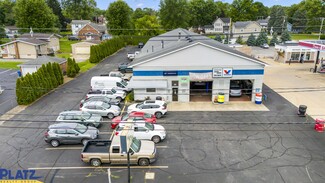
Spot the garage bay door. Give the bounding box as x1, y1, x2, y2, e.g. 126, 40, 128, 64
75, 47, 90, 55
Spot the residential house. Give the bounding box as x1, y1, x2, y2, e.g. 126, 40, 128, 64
4, 26, 19, 38
203, 17, 231, 34
0, 39, 48, 59
71, 40, 100, 61
71, 20, 91, 35
19, 33, 61, 52
257, 17, 269, 30
76, 23, 107, 40
18, 56, 67, 77
232, 21, 262, 39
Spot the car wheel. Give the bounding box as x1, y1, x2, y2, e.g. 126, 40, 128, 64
107, 113, 115, 119
82, 139, 88, 146
50, 140, 60, 147
90, 158, 102, 167
152, 136, 161, 143
155, 112, 163, 119
138, 158, 149, 166
116, 97, 122, 101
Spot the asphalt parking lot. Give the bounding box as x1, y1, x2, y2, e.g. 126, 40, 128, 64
1, 47, 325, 183
0, 68, 19, 115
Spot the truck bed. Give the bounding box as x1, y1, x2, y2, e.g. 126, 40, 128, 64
83, 140, 111, 153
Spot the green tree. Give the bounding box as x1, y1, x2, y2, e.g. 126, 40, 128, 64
106, 0, 132, 35
134, 15, 164, 36
246, 33, 256, 46
269, 32, 279, 46
159, 0, 189, 29
61, 0, 96, 20
73, 58, 80, 73
255, 30, 268, 46
304, 0, 325, 32
0, 0, 16, 25
47, 62, 58, 87
14, 0, 58, 32
252, 2, 269, 20
224, 35, 229, 44
230, 0, 258, 21
280, 30, 291, 42
188, 0, 219, 27
268, 5, 286, 34
46, 0, 66, 29
236, 36, 244, 44
0, 26, 5, 39
66, 58, 72, 77
16, 78, 23, 105
214, 34, 222, 42
215, 1, 230, 18
292, 8, 307, 33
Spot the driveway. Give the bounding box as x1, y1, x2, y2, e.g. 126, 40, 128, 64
0, 68, 19, 115
0, 47, 325, 183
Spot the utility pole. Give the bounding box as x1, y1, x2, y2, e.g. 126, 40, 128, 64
282, 16, 286, 33
319, 17, 324, 40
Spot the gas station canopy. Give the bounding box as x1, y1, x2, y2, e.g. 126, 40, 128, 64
299, 40, 325, 51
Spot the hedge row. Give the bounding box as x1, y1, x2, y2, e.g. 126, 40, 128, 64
16, 62, 64, 105
89, 35, 150, 63
67, 58, 80, 77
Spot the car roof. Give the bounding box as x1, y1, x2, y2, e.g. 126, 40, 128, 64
143, 100, 165, 105
129, 111, 148, 116
49, 123, 78, 129
83, 101, 105, 106
59, 110, 84, 115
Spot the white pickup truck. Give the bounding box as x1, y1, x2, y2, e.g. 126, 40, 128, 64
0, 85, 3, 94
127, 51, 140, 61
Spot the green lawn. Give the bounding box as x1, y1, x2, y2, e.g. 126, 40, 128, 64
290, 34, 319, 40
58, 37, 79, 53
0, 61, 22, 69
0, 38, 11, 44
77, 60, 96, 73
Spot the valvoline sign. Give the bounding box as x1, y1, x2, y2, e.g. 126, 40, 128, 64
222, 68, 233, 77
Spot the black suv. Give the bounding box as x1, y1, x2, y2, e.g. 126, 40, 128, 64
68, 36, 81, 41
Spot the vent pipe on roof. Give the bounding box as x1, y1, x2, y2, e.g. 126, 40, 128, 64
178, 31, 181, 41
161, 40, 164, 48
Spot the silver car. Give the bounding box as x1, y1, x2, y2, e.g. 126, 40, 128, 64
229, 84, 242, 97
81, 101, 121, 119
56, 111, 102, 127
44, 123, 98, 147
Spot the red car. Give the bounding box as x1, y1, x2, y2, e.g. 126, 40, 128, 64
111, 112, 157, 129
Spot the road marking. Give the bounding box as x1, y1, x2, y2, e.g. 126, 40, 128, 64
9, 72, 17, 75
0, 69, 11, 75
45, 145, 168, 151
28, 166, 168, 170
305, 166, 313, 183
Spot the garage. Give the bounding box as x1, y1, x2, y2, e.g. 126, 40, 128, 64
75, 47, 90, 54
129, 28, 266, 103
229, 79, 253, 101
71, 41, 100, 61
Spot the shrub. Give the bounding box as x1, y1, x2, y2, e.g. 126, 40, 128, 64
125, 91, 134, 102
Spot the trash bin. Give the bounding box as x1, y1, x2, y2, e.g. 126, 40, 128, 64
17, 70, 22, 77
156, 96, 162, 100
217, 92, 224, 104
255, 93, 262, 104
314, 118, 325, 132
297, 105, 307, 117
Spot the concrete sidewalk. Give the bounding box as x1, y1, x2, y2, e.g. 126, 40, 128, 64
262, 58, 325, 119
168, 101, 269, 111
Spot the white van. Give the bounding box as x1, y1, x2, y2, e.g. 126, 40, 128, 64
91, 76, 132, 92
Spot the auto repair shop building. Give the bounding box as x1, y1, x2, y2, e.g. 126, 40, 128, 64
128, 28, 266, 102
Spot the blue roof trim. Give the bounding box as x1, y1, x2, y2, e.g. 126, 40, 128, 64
133, 69, 264, 76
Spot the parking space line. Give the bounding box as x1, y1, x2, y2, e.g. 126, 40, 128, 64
0, 69, 11, 75
9, 72, 17, 75
28, 166, 168, 170
98, 132, 112, 135
45, 145, 168, 151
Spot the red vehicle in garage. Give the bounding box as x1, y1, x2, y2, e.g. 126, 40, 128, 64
111, 111, 157, 129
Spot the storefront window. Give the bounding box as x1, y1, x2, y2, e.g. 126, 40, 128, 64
305, 53, 311, 60
290, 52, 300, 60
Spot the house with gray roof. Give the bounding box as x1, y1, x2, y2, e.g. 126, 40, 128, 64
232, 21, 262, 39
76, 22, 107, 41
18, 56, 67, 77
19, 33, 61, 52
71, 20, 91, 35
257, 17, 270, 30
128, 28, 267, 103
204, 17, 231, 34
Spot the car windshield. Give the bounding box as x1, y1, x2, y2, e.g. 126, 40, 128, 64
136, 103, 143, 108
111, 89, 116, 93
230, 85, 240, 89
102, 102, 111, 109
144, 113, 152, 118
145, 123, 154, 130
75, 124, 87, 133
130, 137, 141, 153
81, 112, 91, 119
121, 114, 129, 121
121, 80, 128, 86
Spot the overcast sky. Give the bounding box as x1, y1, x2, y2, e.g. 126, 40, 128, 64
95, 0, 301, 10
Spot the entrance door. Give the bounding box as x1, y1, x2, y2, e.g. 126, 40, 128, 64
172, 88, 178, 101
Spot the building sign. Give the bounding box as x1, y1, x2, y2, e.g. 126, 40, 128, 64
179, 76, 189, 83
163, 71, 178, 76
212, 68, 222, 78
222, 68, 233, 77
299, 41, 325, 51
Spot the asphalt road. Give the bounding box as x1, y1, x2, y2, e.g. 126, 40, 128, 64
1, 47, 325, 183
0, 68, 19, 115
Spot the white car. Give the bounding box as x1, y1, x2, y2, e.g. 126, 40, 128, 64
0, 85, 3, 94
127, 100, 167, 119
86, 88, 126, 100
116, 122, 166, 143
81, 101, 121, 119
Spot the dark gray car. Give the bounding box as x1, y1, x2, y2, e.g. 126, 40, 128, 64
56, 111, 103, 127
80, 96, 121, 108
44, 123, 98, 147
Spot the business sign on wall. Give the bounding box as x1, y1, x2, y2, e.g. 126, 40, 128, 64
213, 67, 233, 78
163, 71, 178, 76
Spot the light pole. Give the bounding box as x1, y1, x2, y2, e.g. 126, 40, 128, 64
319, 17, 324, 40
